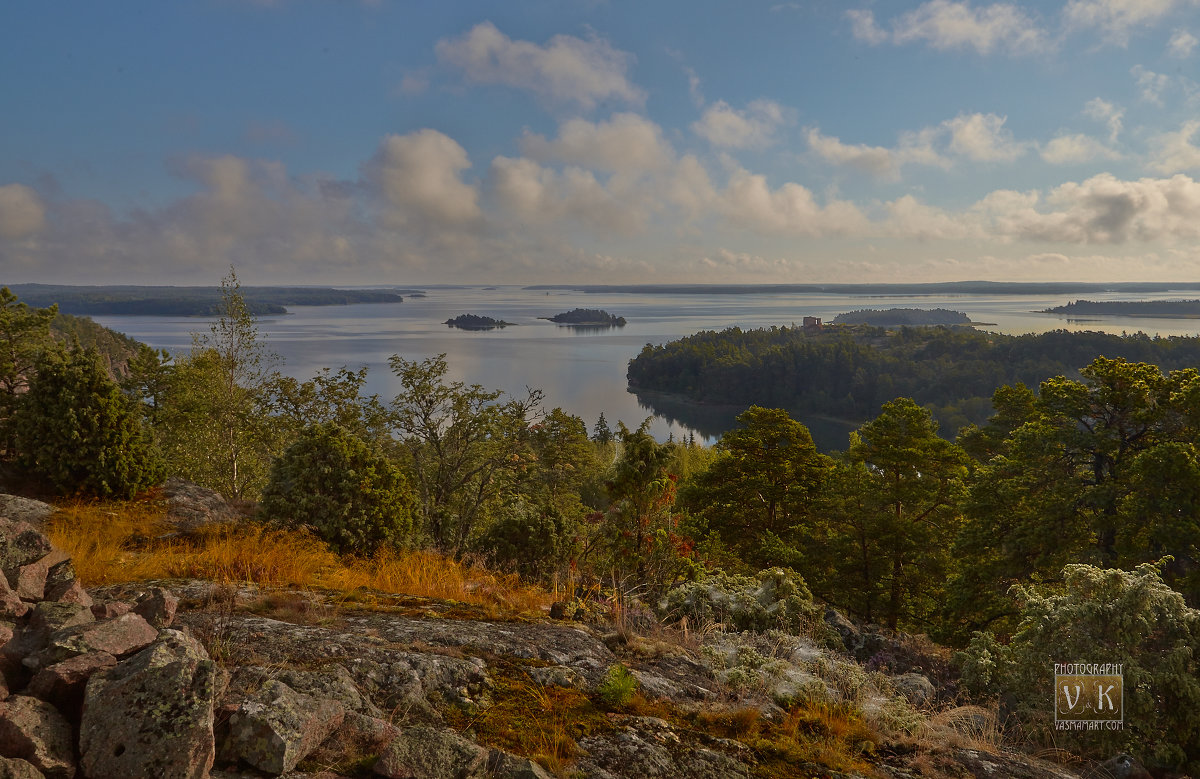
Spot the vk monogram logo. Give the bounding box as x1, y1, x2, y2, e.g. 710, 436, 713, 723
1054, 664, 1123, 731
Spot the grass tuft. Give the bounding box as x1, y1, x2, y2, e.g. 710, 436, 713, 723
44, 500, 553, 618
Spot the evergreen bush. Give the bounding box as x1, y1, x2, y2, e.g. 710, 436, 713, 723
14, 345, 164, 498
597, 663, 638, 708
260, 422, 415, 555
475, 498, 575, 580
959, 562, 1200, 774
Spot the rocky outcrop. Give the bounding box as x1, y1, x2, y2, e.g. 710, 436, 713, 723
0, 697, 74, 779
79, 630, 218, 779
0, 507, 1092, 779
227, 681, 344, 775
0, 499, 54, 531
372, 726, 487, 779
162, 479, 244, 533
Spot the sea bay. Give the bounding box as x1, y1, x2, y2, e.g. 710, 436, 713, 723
91, 284, 1200, 448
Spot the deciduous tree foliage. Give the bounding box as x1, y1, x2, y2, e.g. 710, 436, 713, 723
157, 269, 279, 500
14, 345, 164, 498
594, 419, 693, 595
388, 353, 542, 555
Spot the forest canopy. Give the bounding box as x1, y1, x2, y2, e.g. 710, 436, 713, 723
627, 324, 1200, 436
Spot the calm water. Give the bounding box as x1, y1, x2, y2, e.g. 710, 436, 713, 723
92, 285, 1200, 448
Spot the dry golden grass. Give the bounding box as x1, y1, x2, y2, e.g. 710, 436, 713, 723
44, 500, 553, 617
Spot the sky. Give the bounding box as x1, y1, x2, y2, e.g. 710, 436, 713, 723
2, 1, 1200, 286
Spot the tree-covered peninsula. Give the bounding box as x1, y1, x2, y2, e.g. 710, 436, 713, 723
627, 324, 1200, 434
1045, 299, 1200, 317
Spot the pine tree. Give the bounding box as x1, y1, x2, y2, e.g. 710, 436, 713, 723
592, 412, 613, 444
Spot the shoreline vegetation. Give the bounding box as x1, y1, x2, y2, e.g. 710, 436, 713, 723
5, 283, 413, 317
627, 324, 1200, 446
540, 308, 626, 326
444, 314, 514, 330
1043, 299, 1200, 318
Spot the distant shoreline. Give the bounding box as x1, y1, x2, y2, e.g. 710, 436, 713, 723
527, 282, 1200, 296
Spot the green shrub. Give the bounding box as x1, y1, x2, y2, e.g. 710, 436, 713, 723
14, 346, 164, 498
475, 499, 576, 580
597, 663, 638, 708
260, 423, 416, 555
959, 562, 1200, 774
657, 567, 822, 634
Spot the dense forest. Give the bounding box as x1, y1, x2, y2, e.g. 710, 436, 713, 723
1045, 299, 1200, 317
4, 279, 1200, 772
627, 324, 1200, 435
444, 314, 512, 330
542, 308, 626, 326
830, 308, 973, 326
7, 283, 409, 316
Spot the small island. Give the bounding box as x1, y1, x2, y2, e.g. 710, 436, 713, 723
1043, 299, 1200, 318
444, 314, 513, 331
540, 308, 627, 327
831, 308, 974, 327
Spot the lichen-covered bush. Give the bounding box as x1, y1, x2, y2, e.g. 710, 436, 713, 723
260, 422, 415, 555
959, 562, 1200, 774
657, 567, 821, 634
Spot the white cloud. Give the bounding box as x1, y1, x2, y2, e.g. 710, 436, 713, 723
885, 194, 978, 240
435, 21, 644, 109
1064, 0, 1191, 45
396, 70, 430, 96
807, 113, 1027, 175
945, 112, 1028, 161
806, 130, 898, 177
0, 184, 46, 240
1132, 64, 1170, 105
977, 173, 1200, 243
1084, 97, 1125, 142
488, 156, 645, 235
1168, 28, 1199, 57
1149, 120, 1200, 172
718, 165, 868, 236
364, 129, 481, 230
692, 100, 788, 150
1039, 133, 1122, 164
850, 0, 1049, 55
699, 248, 806, 276
520, 113, 673, 174
846, 9, 889, 44
806, 127, 951, 177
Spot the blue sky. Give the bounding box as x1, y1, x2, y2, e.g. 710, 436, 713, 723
2, 0, 1199, 285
